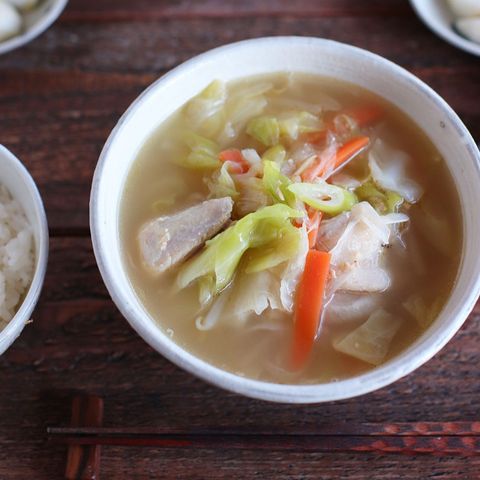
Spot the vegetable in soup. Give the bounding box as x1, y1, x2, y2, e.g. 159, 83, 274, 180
120, 73, 461, 384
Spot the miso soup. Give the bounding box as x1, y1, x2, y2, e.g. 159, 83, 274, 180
120, 73, 461, 384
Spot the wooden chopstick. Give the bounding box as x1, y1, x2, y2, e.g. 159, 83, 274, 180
48, 422, 480, 457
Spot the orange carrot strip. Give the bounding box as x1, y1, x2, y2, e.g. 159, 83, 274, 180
342, 104, 384, 128
301, 136, 370, 182
333, 135, 370, 170
218, 149, 250, 174
292, 249, 331, 370
303, 104, 383, 145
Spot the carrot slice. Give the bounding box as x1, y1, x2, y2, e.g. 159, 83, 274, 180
333, 135, 370, 170
342, 104, 384, 128
307, 209, 322, 248
301, 136, 370, 182
303, 104, 383, 145
291, 249, 331, 370
219, 149, 250, 174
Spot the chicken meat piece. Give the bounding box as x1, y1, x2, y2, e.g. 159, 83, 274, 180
138, 197, 233, 274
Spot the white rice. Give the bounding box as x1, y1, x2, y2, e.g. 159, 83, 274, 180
0, 184, 34, 329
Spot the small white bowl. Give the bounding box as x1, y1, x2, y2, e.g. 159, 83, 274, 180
410, 0, 480, 57
0, 0, 68, 56
0, 145, 48, 356
90, 37, 480, 403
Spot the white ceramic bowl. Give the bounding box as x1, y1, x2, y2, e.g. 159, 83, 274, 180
0, 0, 68, 56
90, 37, 480, 403
410, 0, 480, 57
0, 145, 48, 356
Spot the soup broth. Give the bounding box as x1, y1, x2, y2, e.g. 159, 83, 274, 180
120, 73, 461, 384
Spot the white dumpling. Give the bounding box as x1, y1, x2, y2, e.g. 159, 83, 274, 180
5, 0, 38, 11
0, 1, 22, 42
448, 0, 480, 17
455, 17, 480, 43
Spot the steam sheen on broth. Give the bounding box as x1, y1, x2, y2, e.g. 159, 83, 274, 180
120, 73, 461, 384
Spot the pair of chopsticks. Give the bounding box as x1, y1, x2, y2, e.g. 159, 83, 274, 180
48, 396, 480, 480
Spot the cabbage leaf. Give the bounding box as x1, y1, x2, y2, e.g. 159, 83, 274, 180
177, 204, 303, 303
177, 132, 221, 169
262, 160, 296, 206
262, 145, 287, 166
403, 294, 443, 328
184, 80, 226, 137
246, 116, 280, 146
334, 308, 403, 365
206, 162, 239, 200
278, 111, 322, 141
368, 140, 423, 203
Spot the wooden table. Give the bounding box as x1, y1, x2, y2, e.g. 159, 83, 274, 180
0, 1, 479, 478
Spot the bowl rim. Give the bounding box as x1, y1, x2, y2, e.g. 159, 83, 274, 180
0, 145, 49, 356
0, 0, 69, 56
90, 36, 480, 403
410, 0, 480, 57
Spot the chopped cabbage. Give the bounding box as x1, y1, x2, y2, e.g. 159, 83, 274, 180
235, 176, 271, 216
279, 225, 309, 312
403, 294, 443, 328
416, 202, 454, 256
382, 212, 409, 225
316, 212, 350, 251
330, 172, 362, 190
262, 145, 287, 166
196, 268, 284, 330
229, 269, 284, 323
278, 111, 322, 141
355, 179, 404, 214
178, 132, 220, 169
241, 148, 262, 167
219, 96, 268, 145
245, 220, 302, 274
195, 286, 232, 330
184, 80, 226, 137
328, 202, 393, 294
368, 140, 423, 203
204, 225, 307, 327
325, 292, 382, 327
206, 162, 238, 200
288, 180, 357, 215
334, 308, 403, 365
262, 160, 295, 206
246, 116, 280, 146
335, 267, 391, 292
177, 204, 303, 303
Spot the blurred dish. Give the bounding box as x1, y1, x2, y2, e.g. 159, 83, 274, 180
0, 0, 68, 55
410, 0, 480, 56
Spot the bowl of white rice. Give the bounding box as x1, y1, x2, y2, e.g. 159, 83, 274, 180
0, 144, 48, 356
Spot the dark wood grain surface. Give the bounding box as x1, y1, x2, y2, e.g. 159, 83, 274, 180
0, 1, 479, 478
